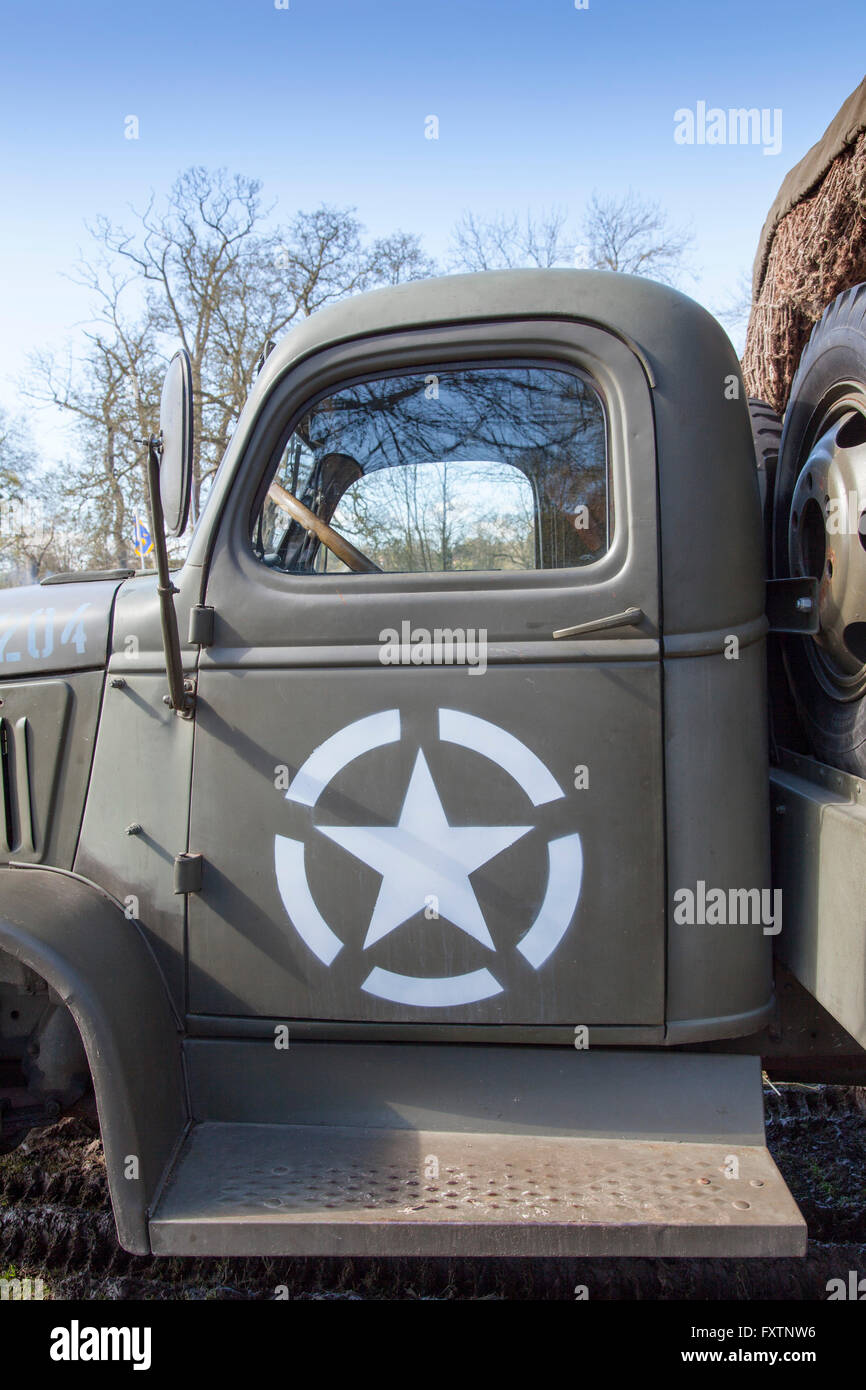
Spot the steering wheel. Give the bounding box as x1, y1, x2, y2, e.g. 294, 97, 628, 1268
267, 480, 382, 574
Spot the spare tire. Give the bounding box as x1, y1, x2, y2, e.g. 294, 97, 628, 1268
748, 396, 781, 551
772, 283, 866, 774
748, 397, 804, 760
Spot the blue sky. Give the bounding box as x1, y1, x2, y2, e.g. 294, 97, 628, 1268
1, 0, 863, 462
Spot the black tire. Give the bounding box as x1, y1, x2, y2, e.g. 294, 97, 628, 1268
772, 283, 866, 774
748, 396, 781, 551
748, 398, 807, 759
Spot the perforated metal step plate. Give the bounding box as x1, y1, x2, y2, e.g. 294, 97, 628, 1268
151, 1120, 805, 1257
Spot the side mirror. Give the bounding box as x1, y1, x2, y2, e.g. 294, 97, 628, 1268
145, 349, 195, 715
157, 349, 194, 537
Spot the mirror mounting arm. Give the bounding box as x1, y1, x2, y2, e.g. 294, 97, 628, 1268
147, 434, 194, 716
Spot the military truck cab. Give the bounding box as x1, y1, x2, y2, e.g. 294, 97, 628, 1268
6, 268, 857, 1257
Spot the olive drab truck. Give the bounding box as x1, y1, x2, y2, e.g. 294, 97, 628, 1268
3, 266, 866, 1260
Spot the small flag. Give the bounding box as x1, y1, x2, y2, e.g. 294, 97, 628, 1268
133, 517, 153, 561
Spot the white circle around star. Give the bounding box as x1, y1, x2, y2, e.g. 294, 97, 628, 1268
274, 708, 583, 1007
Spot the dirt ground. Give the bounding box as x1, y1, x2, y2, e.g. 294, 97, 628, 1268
1, 1082, 864, 1300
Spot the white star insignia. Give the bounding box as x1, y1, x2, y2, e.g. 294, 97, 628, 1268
319, 750, 531, 950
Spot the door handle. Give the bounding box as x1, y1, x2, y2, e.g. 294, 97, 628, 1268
552, 606, 645, 640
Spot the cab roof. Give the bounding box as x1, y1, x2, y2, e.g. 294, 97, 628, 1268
253, 267, 719, 401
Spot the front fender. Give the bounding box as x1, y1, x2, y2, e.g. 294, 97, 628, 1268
0, 864, 187, 1253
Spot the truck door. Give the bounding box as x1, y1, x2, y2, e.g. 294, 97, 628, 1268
186, 319, 664, 1032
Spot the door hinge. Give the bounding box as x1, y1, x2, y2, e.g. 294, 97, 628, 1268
174, 851, 204, 895
766, 578, 820, 634
188, 605, 215, 646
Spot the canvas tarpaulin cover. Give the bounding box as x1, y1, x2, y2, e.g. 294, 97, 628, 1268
743, 77, 866, 413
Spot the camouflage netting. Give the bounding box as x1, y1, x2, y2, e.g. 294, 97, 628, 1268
743, 81, 866, 416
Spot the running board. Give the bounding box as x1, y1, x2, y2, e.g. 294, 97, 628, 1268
150, 1046, 806, 1258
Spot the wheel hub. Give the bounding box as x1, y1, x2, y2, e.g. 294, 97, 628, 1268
788, 406, 866, 688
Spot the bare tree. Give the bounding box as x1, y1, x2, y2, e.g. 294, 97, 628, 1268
450, 198, 692, 286
26, 262, 162, 573
0, 407, 34, 494
28, 332, 157, 569
368, 229, 436, 287
279, 206, 434, 312
713, 269, 753, 355
23, 167, 436, 569
83, 169, 289, 503
579, 191, 694, 285
450, 209, 572, 272
0, 408, 75, 585
87, 171, 435, 501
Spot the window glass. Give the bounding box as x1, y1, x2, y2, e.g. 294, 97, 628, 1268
252, 364, 609, 574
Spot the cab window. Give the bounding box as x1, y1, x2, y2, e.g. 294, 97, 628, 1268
252, 363, 608, 575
